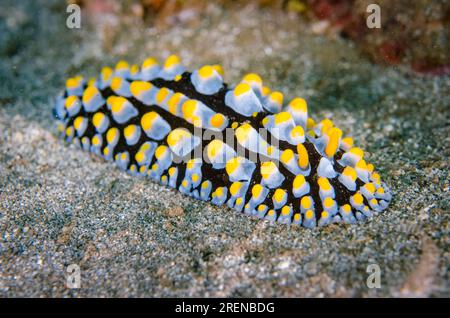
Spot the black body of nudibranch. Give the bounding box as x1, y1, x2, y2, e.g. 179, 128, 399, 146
53, 55, 392, 228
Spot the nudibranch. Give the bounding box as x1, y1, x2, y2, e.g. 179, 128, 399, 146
53, 55, 392, 228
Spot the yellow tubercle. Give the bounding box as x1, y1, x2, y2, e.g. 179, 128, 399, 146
206, 139, 224, 160
164, 55, 180, 69
115, 60, 129, 70
65, 126, 74, 136
261, 161, 276, 179
320, 118, 333, 135
291, 126, 305, 138
66, 77, 81, 89
106, 127, 118, 144
234, 123, 252, 143
181, 100, 197, 121
349, 147, 364, 158
252, 184, 263, 198
280, 149, 294, 164
168, 93, 183, 114
111, 96, 127, 113
130, 81, 152, 97
306, 118, 315, 129
372, 173, 380, 182
342, 204, 351, 213
210, 113, 225, 128
92, 135, 100, 146
226, 157, 240, 175
258, 204, 267, 212
212, 64, 224, 77
166, 128, 191, 147
135, 152, 144, 163
155, 145, 168, 160
141, 143, 151, 151
215, 187, 224, 197
262, 116, 269, 126
364, 182, 376, 193
234, 83, 251, 97
192, 116, 202, 127
318, 177, 331, 191
141, 111, 158, 131
305, 209, 314, 220
82, 86, 99, 104
273, 189, 286, 203
92, 112, 105, 128
297, 143, 309, 170
168, 167, 176, 177
261, 86, 271, 96
342, 166, 357, 181
142, 57, 158, 69
274, 112, 292, 125
301, 196, 312, 209
198, 65, 214, 78
87, 78, 96, 87
230, 182, 242, 197
130, 64, 139, 75
124, 125, 136, 139
325, 127, 342, 158
73, 116, 84, 130
186, 159, 196, 170
353, 193, 364, 205
293, 174, 305, 189
289, 97, 307, 113
342, 137, 354, 148
243, 73, 262, 84
110, 77, 122, 91
270, 91, 283, 104
356, 159, 367, 170
101, 67, 113, 81
106, 95, 117, 107
156, 87, 169, 104
65, 95, 78, 108
281, 206, 291, 216
323, 197, 334, 208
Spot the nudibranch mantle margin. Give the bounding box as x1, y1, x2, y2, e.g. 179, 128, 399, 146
54, 55, 392, 228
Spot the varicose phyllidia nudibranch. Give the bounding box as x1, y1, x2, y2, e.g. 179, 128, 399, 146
53, 55, 392, 228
